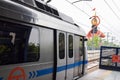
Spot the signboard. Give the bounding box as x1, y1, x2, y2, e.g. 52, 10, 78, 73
112, 55, 120, 63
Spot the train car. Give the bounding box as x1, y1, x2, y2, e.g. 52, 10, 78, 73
0, 0, 88, 80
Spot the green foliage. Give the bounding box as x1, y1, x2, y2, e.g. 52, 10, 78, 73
0, 45, 11, 54
93, 35, 101, 48
87, 35, 101, 50
87, 35, 120, 50
28, 43, 39, 53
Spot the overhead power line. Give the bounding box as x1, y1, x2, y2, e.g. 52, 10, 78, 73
101, 23, 120, 37
72, 0, 92, 4
72, 0, 82, 4
104, 0, 120, 21
65, 0, 120, 39
65, 0, 91, 17
112, 0, 120, 13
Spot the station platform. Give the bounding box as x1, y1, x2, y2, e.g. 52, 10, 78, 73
78, 69, 120, 80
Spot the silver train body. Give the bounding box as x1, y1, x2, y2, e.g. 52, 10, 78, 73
0, 0, 88, 80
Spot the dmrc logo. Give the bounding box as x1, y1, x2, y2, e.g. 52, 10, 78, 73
8, 67, 26, 80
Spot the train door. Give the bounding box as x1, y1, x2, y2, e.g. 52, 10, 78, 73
66, 33, 74, 80
56, 31, 74, 80
56, 31, 66, 80
73, 35, 83, 79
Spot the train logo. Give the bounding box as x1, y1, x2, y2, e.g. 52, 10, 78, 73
8, 67, 26, 80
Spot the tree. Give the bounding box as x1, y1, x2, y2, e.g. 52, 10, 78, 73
87, 36, 120, 50
87, 35, 101, 50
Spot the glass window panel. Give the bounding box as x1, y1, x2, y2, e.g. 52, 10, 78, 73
0, 22, 31, 65
80, 37, 83, 56
59, 33, 65, 59
27, 28, 40, 62
0, 21, 40, 65
69, 35, 73, 58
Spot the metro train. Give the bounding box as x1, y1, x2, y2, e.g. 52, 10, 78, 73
0, 0, 88, 80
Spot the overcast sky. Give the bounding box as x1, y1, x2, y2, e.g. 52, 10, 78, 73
49, 0, 120, 44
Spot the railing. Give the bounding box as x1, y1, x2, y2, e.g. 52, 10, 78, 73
87, 50, 100, 70
99, 46, 120, 71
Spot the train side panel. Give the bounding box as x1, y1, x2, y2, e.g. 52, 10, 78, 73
0, 0, 88, 80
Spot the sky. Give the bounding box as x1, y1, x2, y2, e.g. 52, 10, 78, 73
48, 0, 120, 44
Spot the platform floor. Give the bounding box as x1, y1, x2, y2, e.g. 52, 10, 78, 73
78, 69, 120, 80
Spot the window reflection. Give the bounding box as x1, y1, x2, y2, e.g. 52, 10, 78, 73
0, 21, 40, 65
27, 28, 40, 62
59, 33, 65, 59
69, 35, 73, 58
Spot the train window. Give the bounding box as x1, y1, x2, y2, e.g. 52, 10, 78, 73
80, 37, 83, 56
69, 35, 73, 58
59, 33, 65, 59
0, 21, 40, 65
27, 28, 40, 62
